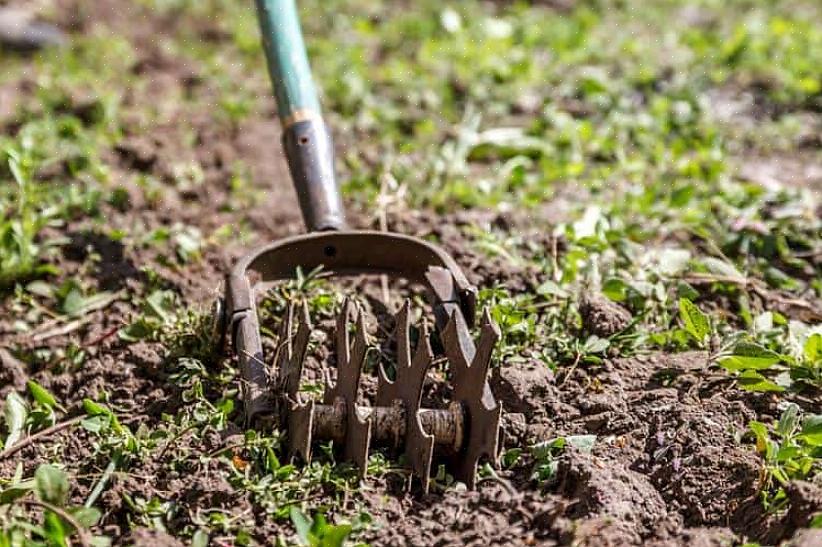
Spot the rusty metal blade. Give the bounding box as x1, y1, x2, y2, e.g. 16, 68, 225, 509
441, 306, 502, 488
323, 300, 372, 478
377, 300, 435, 491
288, 399, 315, 463
276, 302, 312, 399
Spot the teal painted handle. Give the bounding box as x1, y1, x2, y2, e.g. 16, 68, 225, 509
254, 0, 322, 122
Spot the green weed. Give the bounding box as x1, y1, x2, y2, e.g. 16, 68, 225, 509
748, 404, 822, 512
0, 464, 109, 546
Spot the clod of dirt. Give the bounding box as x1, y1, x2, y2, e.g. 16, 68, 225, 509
126, 340, 165, 377
115, 136, 158, 171
641, 397, 760, 528
362, 482, 567, 546
658, 445, 760, 527
579, 292, 633, 337
0, 347, 28, 396
558, 450, 668, 541
493, 361, 555, 415
645, 526, 737, 547
122, 528, 185, 547
787, 480, 822, 528
791, 528, 822, 547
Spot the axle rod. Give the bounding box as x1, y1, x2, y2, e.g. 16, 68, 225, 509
312, 398, 464, 451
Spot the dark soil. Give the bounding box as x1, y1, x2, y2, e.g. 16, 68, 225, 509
0, 1, 819, 546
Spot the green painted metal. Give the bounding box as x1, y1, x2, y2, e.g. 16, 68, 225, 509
254, 0, 321, 121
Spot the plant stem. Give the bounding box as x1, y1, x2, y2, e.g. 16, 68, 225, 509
0, 416, 85, 460
19, 498, 93, 547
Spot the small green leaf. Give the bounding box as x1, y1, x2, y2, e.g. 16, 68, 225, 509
3, 392, 28, 447
804, 333, 821, 363
777, 404, 800, 437
61, 287, 85, 316
26, 281, 54, 298
320, 523, 352, 547
191, 529, 209, 547
145, 290, 176, 323
0, 483, 36, 504
81, 415, 109, 433
43, 511, 68, 547
582, 335, 609, 354
737, 370, 785, 392
91, 535, 112, 547
656, 248, 691, 276
749, 421, 770, 454
678, 298, 710, 342
27, 380, 58, 409
502, 448, 522, 467
701, 257, 743, 279
71, 507, 101, 528
35, 464, 69, 505
536, 280, 567, 298
565, 435, 597, 453
799, 415, 822, 446
82, 399, 107, 416
719, 342, 782, 371
82, 400, 124, 435
601, 278, 629, 302
290, 507, 312, 546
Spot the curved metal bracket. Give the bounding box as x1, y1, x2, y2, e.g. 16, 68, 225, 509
224, 230, 478, 424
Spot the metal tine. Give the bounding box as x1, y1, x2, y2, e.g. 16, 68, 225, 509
441, 306, 502, 488
377, 300, 436, 491
275, 301, 312, 400
323, 299, 372, 478
287, 399, 315, 463
375, 300, 411, 407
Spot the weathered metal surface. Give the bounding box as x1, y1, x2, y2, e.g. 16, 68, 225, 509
441, 307, 502, 488
223, 237, 502, 489
274, 302, 312, 400
377, 301, 436, 491
322, 300, 372, 478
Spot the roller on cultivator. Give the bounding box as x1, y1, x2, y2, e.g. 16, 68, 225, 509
211, 0, 504, 491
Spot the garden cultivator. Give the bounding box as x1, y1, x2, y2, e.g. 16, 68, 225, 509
213, 0, 502, 490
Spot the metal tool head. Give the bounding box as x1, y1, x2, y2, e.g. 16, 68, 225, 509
215, 230, 503, 490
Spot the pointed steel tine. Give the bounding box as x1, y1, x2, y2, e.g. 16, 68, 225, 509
235, 301, 273, 424
274, 302, 294, 374
396, 300, 411, 370
408, 408, 435, 493
468, 308, 501, 393
279, 302, 294, 342
282, 302, 312, 398
292, 301, 312, 360
410, 324, 434, 376
377, 300, 411, 406
441, 310, 471, 374
344, 406, 372, 480
336, 297, 352, 367
376, 357, 393, 400
350, 305, 369, 370
383, 307, 435, 489
481, 306, 493, 325
325, 298, 354, 404
441, 306, 502, 489
322, 299, 373, 478
451, 402, 502, 488
343, 306, 372, 479
287, 400, 315, 464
